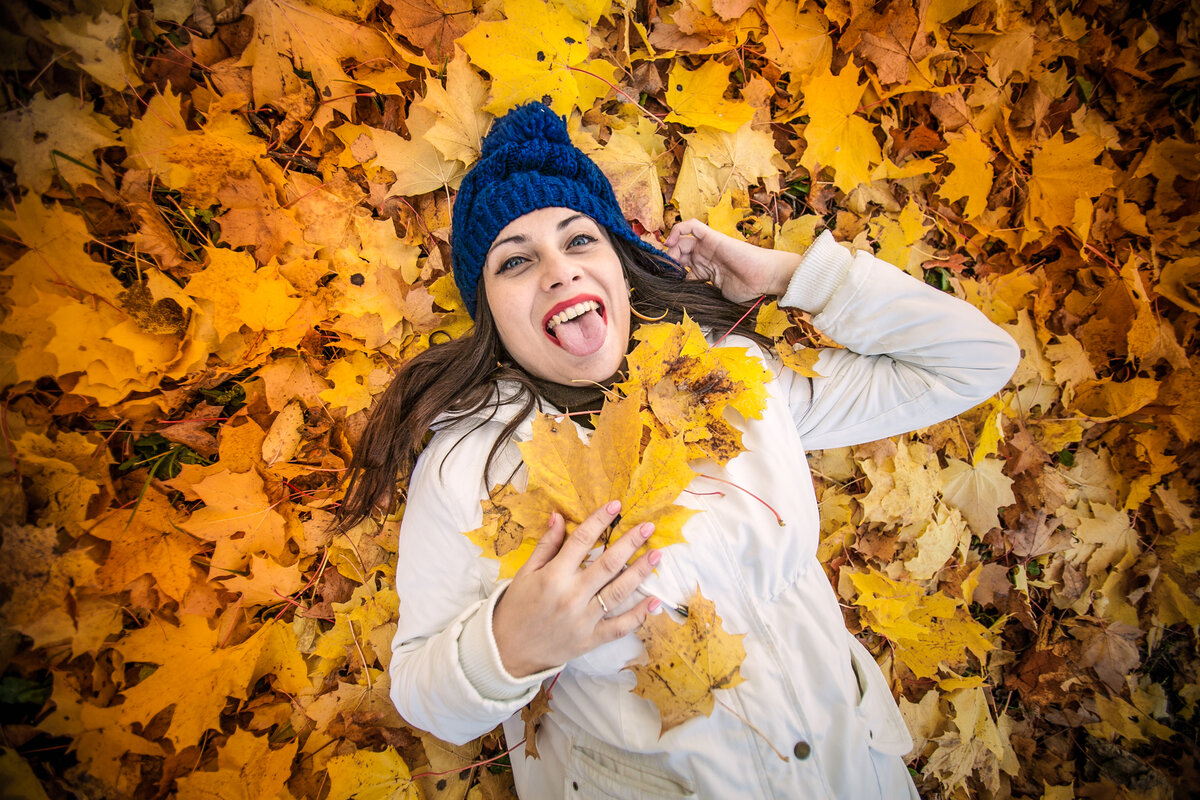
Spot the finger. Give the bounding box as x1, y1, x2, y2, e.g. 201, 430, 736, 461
664, 218, 701, 248
596, 595, 660, 643
592, 544, 660, 608
519, 511, 565, 574
583, 522, 655, 594
552, 500, 621, 569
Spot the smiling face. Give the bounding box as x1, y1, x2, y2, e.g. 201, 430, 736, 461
482, 207, 631, 386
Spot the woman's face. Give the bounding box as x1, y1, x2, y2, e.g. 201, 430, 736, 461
482, 208, 630, 386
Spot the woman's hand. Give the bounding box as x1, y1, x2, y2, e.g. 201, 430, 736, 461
492, 501, 662, 678
665, 218, 801, 303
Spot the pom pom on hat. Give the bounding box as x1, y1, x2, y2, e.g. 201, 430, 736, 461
450, 102, 676, 319
479, 102, 571, 156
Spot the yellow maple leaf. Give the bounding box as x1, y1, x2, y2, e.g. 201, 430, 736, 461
1022, 131, 1115, 244
467, 396, 697, 574
320, 351, 388, 416
859, 441, 940, 526
325, 748, 419, 800
628, 588, 746, 735
581, 121, 667, 232
937, 129, 995, 219
798, 59, 882, 193
116, 617, 307, 747
38, 677, 164, 788
41, 11, 136, 91
761, 0, 832, 77
174, 468, 289, 573
458, 0, 617, 115
940, 457, 1016, 535
370, 103, 467, 197
159, 92, 268, 207
617, 316, 769, 464
415, 46, 492, 165
665, 61, 755, 132
777, 343, 823, 377
672, 123, 781, 222
0, 92, 120, 193
238, 0, 393, 128
89, 492, 199, 603
850, 570, 994, 680
175, 728, 297, 800
754, 301, 792, 339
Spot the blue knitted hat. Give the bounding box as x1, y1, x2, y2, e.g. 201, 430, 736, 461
450, 102, 677, 319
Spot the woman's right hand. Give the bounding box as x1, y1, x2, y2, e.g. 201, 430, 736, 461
491, 501, 662, 678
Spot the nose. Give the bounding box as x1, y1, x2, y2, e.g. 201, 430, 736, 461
539, 251, 582, 292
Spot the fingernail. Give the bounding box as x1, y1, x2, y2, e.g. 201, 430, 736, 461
640, 523, 654, 539
648, 549, 661, 566
648, 597, 662, 612
606, 500, 621, 515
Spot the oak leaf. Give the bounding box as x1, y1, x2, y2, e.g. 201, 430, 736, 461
628, 588, 746, 735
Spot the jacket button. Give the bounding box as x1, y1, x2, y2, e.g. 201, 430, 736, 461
793, 740, 812, 760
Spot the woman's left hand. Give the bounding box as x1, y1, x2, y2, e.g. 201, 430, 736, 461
664, 218, 801, 303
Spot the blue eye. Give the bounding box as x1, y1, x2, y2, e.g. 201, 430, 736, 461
497, 255, 526, 274
569, 233, 596, 247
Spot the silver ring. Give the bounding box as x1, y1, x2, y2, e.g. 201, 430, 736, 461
595, 593, 610, 615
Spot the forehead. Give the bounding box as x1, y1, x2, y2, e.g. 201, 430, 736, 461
490, 208, 598, 245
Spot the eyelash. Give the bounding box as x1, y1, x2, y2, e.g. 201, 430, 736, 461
495, 233, 597, 274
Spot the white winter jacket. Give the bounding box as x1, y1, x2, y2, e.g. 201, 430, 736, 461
388, 232, 1020, 799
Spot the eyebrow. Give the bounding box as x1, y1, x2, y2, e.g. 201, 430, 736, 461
486, 213, 590, 258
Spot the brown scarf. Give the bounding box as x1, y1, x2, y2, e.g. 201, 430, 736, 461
524, 319, 641, 428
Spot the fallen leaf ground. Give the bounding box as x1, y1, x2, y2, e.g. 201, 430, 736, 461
0, 0, 1198, 798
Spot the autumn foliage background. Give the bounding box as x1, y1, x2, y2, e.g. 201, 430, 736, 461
0, 0, 1198, 797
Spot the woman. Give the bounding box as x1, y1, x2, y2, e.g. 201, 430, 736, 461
338, 102, 1020, 798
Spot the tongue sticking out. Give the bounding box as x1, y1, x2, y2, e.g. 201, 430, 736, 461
552, 309, 607, 356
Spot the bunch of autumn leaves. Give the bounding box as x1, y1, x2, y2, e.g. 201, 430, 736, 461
465, 314, 773, 744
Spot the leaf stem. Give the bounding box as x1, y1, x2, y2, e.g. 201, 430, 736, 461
695, 472, 783, 525
712, 295, 765, 347
407, 737, 527, 781
714, 696, 789, 762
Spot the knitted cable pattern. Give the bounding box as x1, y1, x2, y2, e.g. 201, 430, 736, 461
450, 102, 676, 318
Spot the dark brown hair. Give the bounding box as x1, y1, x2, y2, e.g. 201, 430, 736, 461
334, 234, 771, 531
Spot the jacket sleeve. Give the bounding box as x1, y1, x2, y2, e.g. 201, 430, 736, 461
386, 424, 557, 745
775, 231, 1021, 450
